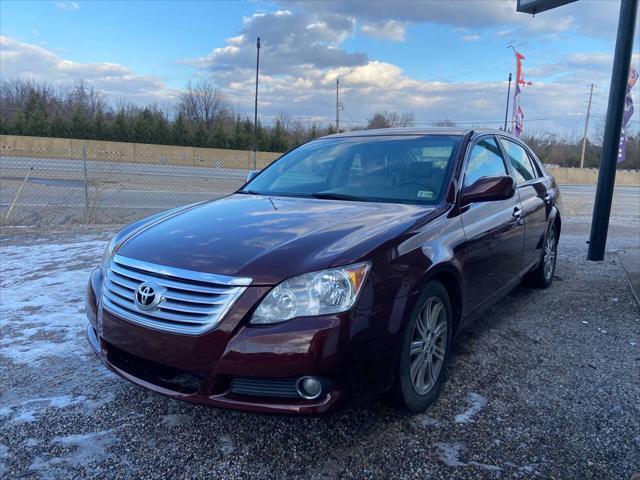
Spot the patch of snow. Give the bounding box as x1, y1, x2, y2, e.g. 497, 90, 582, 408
454, 392, 487, 424
0, 393, 115, 425
161, 413, 189, 427
435, 442, 503, 472
218, 434, 235, 455
29, 429, 117, 479
0, 238, 106, 364
413, 414, 442, 428
434, 442, 465, 467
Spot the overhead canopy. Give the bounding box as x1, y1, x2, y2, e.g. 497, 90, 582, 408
516, 0, 578, 14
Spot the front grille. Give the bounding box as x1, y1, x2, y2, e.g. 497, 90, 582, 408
230, 377, 300, 398
102, 254, 251, 335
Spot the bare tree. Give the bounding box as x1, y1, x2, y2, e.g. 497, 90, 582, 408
177, 80, 230, 129
61, 80, 108, 117
366, 110, 415, 129
431, 118, 457, 127
0, 78, 57, 118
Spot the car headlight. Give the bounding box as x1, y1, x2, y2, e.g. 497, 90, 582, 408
100, 237, 117, 274
251, 262, 371, 324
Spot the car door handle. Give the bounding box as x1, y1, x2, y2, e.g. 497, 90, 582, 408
513, 207, 523, 219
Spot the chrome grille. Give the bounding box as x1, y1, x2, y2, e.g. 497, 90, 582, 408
102, 254, 251, 335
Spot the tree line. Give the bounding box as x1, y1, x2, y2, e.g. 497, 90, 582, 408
0, 79, 337, 152
0, 78, 637, 169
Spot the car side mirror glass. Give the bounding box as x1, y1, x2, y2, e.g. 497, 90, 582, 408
246, 170, 260, 182
461, 175, 515, 205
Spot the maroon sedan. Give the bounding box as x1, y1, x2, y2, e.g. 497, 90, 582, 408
86, 128, 560, 414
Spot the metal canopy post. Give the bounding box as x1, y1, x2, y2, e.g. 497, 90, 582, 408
587, 0, 638, 261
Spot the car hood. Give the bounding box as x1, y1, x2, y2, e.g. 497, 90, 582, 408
116, 194, 434, 285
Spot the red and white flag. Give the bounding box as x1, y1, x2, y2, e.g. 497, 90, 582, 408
510, 48, 532, 137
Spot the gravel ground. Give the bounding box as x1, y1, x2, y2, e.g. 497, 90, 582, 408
1, 201, 639, 479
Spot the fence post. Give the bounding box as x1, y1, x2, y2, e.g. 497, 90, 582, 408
83, 144, 89, 210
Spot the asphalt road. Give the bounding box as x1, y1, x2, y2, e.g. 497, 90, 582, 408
0, 194, 639, 479
1, 156, 639, 227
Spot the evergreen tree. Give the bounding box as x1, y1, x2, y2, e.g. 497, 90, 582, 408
308, 123, 318, 141
152, 112, 170, 144
49, 113, 69, 138
212, 123, 227, 148
0, 117, 6, 135
11, 112, 27, 135
93, 108, 106, 140
24, 93, 48, 137
111, 109, 129, 142
270, 119, 288, 152
192, 122, 208, 147
69, 107, 89, 139
132, 109, 155, 143
230, 116, 244, 149
172, 113, 189, 145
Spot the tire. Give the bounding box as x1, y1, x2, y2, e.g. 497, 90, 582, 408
394, 281, 453, 413
527, 224, 558, 289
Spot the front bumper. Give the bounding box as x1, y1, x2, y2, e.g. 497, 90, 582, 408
86, 268, 399, 414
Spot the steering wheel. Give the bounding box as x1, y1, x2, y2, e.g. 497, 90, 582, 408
397, 180, 436, 191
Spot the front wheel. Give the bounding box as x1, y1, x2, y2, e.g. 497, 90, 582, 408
394, 281, 452, 413
527, 224, 558, 289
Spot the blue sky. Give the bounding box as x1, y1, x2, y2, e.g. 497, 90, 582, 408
1, 0, 638, 136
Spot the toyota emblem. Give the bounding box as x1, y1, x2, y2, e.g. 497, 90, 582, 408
134, 282, 162, 310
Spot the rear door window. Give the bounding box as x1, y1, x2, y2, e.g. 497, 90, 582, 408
499, 138, 538, 184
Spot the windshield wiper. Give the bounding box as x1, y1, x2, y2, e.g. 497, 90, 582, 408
311, 192, 368, 202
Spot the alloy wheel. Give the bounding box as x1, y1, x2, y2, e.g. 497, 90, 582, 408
543, 229, 557, 280
409, 297, 447, 395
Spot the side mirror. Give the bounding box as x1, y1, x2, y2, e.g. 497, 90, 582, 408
461, 175, 515, 205
246, 170, 260, 182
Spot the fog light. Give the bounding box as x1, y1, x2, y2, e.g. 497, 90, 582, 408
296, 376, 323, 400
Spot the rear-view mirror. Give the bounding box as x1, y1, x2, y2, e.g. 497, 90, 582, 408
246, 170, 260, 182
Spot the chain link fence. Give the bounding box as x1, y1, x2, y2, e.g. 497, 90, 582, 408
0, 137, 280, 226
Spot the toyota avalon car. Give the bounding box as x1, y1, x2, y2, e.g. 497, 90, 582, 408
86, 128, 561, 414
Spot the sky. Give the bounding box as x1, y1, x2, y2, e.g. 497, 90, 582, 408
1, 0, 639, 137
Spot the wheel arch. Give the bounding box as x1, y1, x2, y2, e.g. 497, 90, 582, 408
552, 206, 561, 238
416, 264, 464, 337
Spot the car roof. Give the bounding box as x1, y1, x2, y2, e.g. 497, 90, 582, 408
322, 127, 523, 142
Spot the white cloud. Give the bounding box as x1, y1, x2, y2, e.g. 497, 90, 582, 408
462, 34, 481, 42
286, 0, 622, 38
182, 10, 366, 75
52, 1, 79, 12
361, 20, 406, 42
0, 36, 177, 104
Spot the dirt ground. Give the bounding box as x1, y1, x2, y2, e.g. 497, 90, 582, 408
0, 189, 639, 479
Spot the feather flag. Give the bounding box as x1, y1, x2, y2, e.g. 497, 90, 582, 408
618, 65, 638, 163
509, 47, 532, 137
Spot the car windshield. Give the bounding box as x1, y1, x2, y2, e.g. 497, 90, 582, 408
241, 135, 461, 205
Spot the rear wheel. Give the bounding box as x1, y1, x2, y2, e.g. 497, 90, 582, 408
527, 224, 557, 288
394, 281, 452, 413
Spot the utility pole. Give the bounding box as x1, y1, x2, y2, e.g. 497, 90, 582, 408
336, 78, 340, 133
504, 73, 512, 131
580, 83, 595, 168
588, 0, 638, 261
253, 37, 260, 169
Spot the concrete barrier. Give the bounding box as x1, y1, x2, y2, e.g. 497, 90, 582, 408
0, 135, 281, 170
1, 134, 638, 185
546, 167, 639, 186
